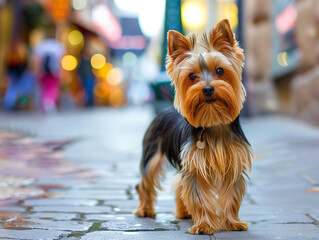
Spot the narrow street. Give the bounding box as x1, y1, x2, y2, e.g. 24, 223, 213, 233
0, 106, 319, 239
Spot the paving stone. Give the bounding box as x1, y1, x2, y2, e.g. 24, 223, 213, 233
97, 171, 139, 179
27, 212, 77, 221
0, 211, 25, 223
214, 223, 319, 240
0, 207, 26, 213
100, 215, 178, 231
154, 205, 175, 214
239, 206, 313, 224
103, 200, 139, 208
103, 200, 142, 214
81, 231, 210, 240
72, 182, 131, 190
24, 198, 98, 207
178, 220, 319, 239
32, 206, 111, 214
85, 214, 133, 221
63, 190, 128, 200
308, 211, 319, 222
0, 229, 69, 240
4, 218, 92, 232
85, 213, 178, 223
155, 213, 179, 222
35, 179, 78, 188
95, 181, 138, 189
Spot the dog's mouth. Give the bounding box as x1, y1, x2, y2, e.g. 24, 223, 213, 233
193, 98, 217, 116
205, 98, 216, 104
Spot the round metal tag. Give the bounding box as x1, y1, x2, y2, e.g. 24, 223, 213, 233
196, 140, 205, 150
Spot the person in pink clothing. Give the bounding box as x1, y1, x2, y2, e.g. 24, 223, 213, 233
37, 54, 60, 112
33, 34, 65, 113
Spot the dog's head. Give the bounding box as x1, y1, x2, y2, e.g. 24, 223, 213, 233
166, 19, 245, 127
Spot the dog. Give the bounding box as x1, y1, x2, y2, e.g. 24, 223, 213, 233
135, 19, 253, 235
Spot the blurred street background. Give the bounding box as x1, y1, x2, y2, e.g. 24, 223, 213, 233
1, 0, 319, 121
0, 0, 319, 239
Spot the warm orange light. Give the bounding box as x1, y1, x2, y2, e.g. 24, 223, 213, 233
182, 1, 206, 29
48, 0, 72, 23
109, 88, 126, 107
94, 82, 109, 98
68, 30, 83, 46
61, 55, 77, 71
93, 63, 113, 79
277, 52, 288, 67
217, 2, 238, 29
91, 54, 106, 69
106, 68, 123, 86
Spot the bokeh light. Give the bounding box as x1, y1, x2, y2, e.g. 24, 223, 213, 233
106, 68, 124, 86
122, 52, 137, 67
68, 30, 83, 46
277, 52, 288, 67
94, 82, 109, 98
61, 55, 78, 71
72, 0, 87, 11
182, 1, 207, 29
109, 89, 126, 107
93, 63, 113, 79
29, 29, 44, 48
91, 54, 106, 70
217, 2, 238, 29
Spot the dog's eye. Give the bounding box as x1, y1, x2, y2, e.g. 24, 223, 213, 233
215, 68, 224, 76
189, 73, 197, 81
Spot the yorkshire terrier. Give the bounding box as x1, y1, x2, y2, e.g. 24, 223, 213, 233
135, 19, 253, 235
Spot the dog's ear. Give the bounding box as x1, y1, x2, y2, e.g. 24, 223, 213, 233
167, 30, 192, 59
210, 19, 244, 62
210, 19, 235, 47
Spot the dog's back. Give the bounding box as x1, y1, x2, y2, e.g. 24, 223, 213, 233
141, 107, 190, 172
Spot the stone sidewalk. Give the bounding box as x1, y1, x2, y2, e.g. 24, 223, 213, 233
0, 106, 319, 240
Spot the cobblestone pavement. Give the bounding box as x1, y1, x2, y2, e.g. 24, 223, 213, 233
0, 106, 319, 240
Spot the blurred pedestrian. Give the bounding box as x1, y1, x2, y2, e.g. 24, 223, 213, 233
33, 27, 65, 113
78, 44, 95, 107
4, 40, 35, 110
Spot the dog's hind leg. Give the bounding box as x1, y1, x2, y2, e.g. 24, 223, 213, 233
135, 138, 165, 218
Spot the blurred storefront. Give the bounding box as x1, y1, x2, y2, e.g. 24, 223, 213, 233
1, 0, 319, 126
243, 0, 319, 125
0, 0, 253, 113
0, 0, 138, 110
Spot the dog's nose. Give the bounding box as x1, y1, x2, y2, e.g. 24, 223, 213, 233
202, 86, 214, 97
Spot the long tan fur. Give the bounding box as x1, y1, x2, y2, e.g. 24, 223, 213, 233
180, 125, 252, 234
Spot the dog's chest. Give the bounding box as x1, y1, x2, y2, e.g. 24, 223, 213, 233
180, 133, 246, 178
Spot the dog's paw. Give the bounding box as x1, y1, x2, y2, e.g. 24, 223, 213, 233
134, 208, 156, 218
224, 221, 248, 231
189, 223, 216, 235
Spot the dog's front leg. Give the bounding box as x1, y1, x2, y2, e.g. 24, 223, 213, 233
222, 175, 248, 231
180, 172, 221, 234
175, 174, 191, 219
